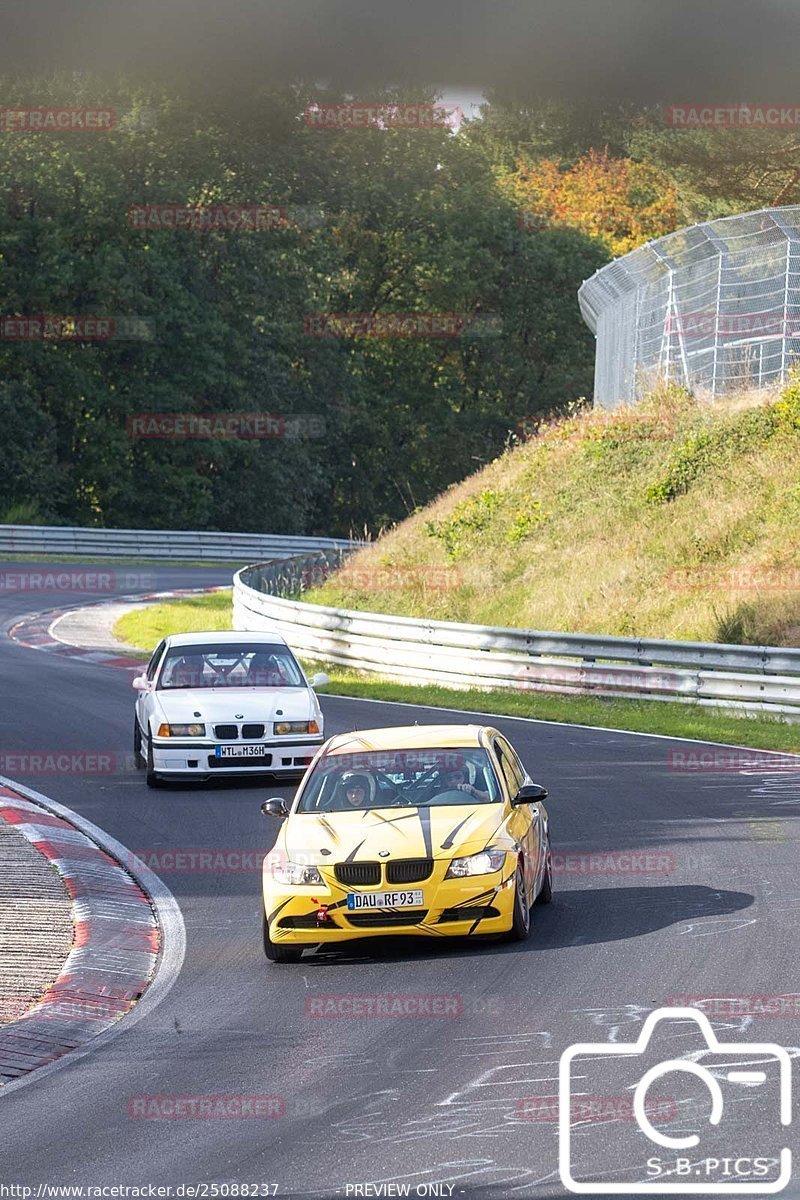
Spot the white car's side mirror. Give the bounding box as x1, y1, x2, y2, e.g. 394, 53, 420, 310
132, 675, 152, 691
310, 673, 330, 688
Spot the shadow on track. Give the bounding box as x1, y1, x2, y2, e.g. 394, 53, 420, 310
290, 884, 753, 967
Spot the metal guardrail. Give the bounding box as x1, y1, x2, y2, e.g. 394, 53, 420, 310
233, 556, 800, 719
0, 524, 356, 562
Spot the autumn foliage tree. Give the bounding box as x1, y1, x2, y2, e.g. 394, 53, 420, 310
504, 149, 679, 257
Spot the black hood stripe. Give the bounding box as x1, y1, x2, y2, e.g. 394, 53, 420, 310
317, 816, 340, 842
440, 810, 477, 850
417, 807, 433, 858
345, 838, 367, 862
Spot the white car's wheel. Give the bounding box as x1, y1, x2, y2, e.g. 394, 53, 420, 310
133, 718, 145, 770
145, 736, 162, 789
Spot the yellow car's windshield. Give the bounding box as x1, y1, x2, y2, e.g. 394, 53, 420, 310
296, 747, 501, 812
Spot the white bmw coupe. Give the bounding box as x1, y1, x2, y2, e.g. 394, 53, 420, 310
132, 631, 328, 788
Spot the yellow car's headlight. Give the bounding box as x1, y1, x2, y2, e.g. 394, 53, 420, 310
272, 860, 324, 886
445, 849, 506, 878
157, 723, 206, 737
274, 721, 320, 736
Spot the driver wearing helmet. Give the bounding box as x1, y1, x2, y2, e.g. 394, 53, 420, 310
341, 773, 372, 809
431, 762, 490, 803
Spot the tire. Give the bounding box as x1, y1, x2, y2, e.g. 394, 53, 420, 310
262, 909, 303, 963
506, 861, 532, 942
133, 718, 145, 770
535, 841, 553, 905
145, 735, 162, 789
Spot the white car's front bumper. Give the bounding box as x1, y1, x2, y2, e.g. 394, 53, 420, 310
151, 737, 323, 777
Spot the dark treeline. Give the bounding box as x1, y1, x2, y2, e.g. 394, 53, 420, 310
6, 81, 785, 537
0, 80, 608, 536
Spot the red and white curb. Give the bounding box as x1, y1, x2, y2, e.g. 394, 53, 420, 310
0, 777, 185, 1092
5, 587, 228, 672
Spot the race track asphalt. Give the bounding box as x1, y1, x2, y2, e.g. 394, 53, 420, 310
1, 563, 798, 1199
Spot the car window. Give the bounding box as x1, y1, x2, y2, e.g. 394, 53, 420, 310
296, 747, 501, 812
497, 736, 528, 789
494, 740, 525, 796
146, 640, 166, 681
157, 643, 305, 689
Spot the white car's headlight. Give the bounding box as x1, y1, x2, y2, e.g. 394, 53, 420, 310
272, 860, 324, 886
274, 721, 320, 736
156, 723, 206, 737
445, 849, 507, 879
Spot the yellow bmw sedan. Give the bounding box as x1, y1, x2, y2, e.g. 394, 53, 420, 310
260, 723, 552, 962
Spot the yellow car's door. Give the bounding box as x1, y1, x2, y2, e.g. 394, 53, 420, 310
492, 734, 542, 904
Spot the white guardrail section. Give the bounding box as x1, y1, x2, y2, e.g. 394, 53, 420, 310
0, 524, 355, 562
234, 557, 800, 719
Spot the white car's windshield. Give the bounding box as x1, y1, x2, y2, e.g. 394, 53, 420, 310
158, 643, 305, 689
296, 748, 501, 812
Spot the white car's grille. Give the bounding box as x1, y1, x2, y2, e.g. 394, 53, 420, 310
213, 723, 267, 740
214, 724, 239, 739
242, 723, 265, 738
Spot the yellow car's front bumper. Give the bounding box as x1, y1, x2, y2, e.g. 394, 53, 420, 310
262, 858, 518, 945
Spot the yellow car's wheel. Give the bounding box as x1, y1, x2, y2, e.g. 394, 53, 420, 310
262, 909, 303, 963
535, 841, 553, 905
506, 861, 531, 942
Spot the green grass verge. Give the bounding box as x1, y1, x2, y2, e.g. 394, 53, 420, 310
113, 591, 800, 752
114, 592, 234, 650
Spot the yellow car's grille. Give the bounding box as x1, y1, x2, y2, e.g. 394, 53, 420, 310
386, 859, 434, 884
334, 862, 381, 886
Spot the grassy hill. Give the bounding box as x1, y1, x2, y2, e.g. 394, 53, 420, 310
307, 381, 800, 647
